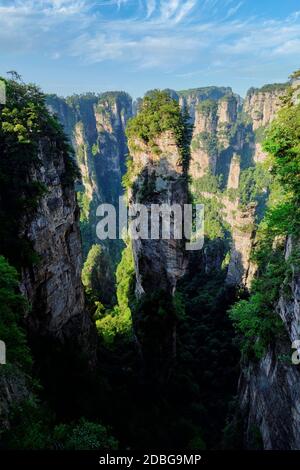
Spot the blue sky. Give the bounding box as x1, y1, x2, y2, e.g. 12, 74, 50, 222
0, 0, 299, 98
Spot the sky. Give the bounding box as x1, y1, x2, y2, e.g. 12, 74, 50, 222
0, 0, 299, 98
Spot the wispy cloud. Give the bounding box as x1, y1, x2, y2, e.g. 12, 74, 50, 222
225, 1, 243, 19
146, 0, 156, 18
0, 0, 299, 81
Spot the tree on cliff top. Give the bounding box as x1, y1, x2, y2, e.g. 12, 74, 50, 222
126, 90, 192, 167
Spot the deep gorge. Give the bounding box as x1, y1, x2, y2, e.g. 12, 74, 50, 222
0, 72, 300, 450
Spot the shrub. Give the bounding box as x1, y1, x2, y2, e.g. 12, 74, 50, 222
0, 256, 32, 370
53, 418, 118, 450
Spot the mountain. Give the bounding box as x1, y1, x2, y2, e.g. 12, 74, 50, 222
47, 92, 133, 263
1, 72, 299, 451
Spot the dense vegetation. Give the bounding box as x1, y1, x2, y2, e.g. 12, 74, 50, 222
90, 90, 240, 450
247, 82, 288, 94
0, 77, 79, 267
0, 257, 31, 371
126, 90, 192, 169
94, 242, 134, 345
229, 78, 300, 359
0, 78, 118, 450
82, 244, 115, 307
2, 72, 299, 452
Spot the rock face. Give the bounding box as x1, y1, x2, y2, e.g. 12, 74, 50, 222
244, 85, 286, 164
243, 85, 286, 130
189, 93, 238, 178
238, 236, 300, 449
49, 84, 286, 289
0, 124, 98, 433
47, 92, 133, 261
0, 368, 31, 434
177, 84, 287, 288
20, 137, 96, 361
225, 201, 256, 288
48, 92, 132, 206
126, 130, 189, 380
128, 131, 188, 295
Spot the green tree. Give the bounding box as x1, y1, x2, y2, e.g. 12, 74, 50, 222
0, 256, 31, 370
229, 75, 300, 359
126, 90, 191, 168
95, 242, 134, 345
82, 244, 115, 306
0, 77, 79, 267
53, 418, 118, 450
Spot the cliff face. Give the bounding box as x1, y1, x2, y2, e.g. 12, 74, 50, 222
189, 93, 238, 178
48, 93, 132, 205
47, 92, 133, 261
178, 84, 286, 288
238, 236, 300, 449
243, 85, 285, 130
20, 138, 96, 358
0, 81, 98, 433
126, 125, 189, 380
244, 85, 286, 164
128, 131, 188, 296
49, 85, 286, 290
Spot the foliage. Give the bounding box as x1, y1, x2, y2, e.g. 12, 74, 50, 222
248, 83, 288, 94
254, 126, 266, 143
122, 155, 135, 191
82, 244, 115, 307
4, 399, 118, 450
238, 164, 271, 208
263, 98, 300, 234
0, 77, 79, 267
290, 69, 300, 80
92, 142, 99, 156
197, 99, 218, 117
229, 80, 300, 359
0, 256, 32, 370
192, 178, 230, 240
53, 418, 118, 450
126, 90, 191, 168
77, 189, 90, 222
3, 398, 52, 450
192, 172, 222, 194
95, 243, 134, 345
174, 248, 240, 449
177, 86, 231, 100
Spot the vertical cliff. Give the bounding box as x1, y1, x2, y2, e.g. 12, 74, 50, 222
125, 91, 189, 381
48, 84, 287, 290
189, 92, 238, 179
233, 77, 300, 450
127, 130, 188, 297
47, 92, 133, 262
20, 138, 97, 358
243, 84, 287, 164
179, 83, 287, 288
238, 236, 300, 449
0, 79, 97, 431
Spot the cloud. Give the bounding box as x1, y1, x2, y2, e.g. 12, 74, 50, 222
0, 0, 299, 79
146, 0, 156, 18
272, 39, 300, 56
173, 0, 196, 24
70, 31, 202, 70
225, 1, 243, 19
0, 0, 91, 53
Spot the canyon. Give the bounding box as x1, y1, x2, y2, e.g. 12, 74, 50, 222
0, 75, 299, 450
